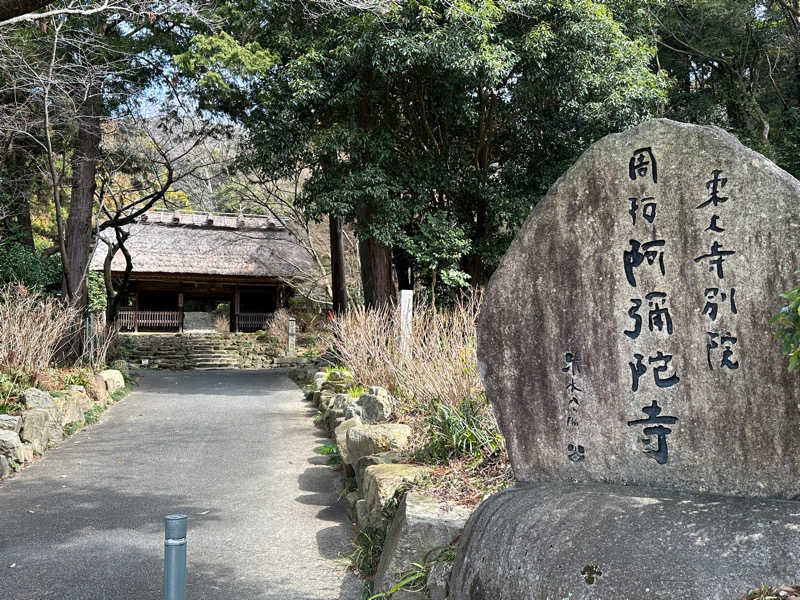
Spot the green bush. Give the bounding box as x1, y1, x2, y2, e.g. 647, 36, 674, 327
0, 242, 61, 293
87, 271, 107, 312
417, 395, 504, 463
772, 276, 800, 373
63, 421, 82, 436
83, 403, 105, 425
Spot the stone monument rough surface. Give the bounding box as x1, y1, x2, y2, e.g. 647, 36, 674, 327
478, 119, 800, 499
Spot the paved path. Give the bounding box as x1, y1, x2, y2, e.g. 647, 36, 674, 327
0, 369, 361, 600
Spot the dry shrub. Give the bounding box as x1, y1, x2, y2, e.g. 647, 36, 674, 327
0, 284, 79, 374
267, 308, 291, 346
214, 313, 230, 333
325, 291, 484, 409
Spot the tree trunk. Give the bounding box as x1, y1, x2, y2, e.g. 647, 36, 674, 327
359, 235, 395, 309
329, 215, 348, 315
64, 86, 101, 308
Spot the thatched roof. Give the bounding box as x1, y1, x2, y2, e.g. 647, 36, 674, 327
89, 211, 314, 280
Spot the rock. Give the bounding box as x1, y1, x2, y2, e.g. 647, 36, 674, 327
345, 490, 361, 522
354, 499, 374, 530
50, 394, 84, 427
99, 369, 125, 392
318, 390, 335, 411
21, 388, 53, 409
0, 414, 21, 433
345, 386, 394, 424
86, 374, 111, 405
67, 389, 93, 412
0, 430, 24, 462
477, 119, 800, 499
361, 463, 429, 521
427, 561, 452, 600
355, 451, 402, 491
374, 491, 471, 600
20, 409, 51, 455
345, 424, 412, 466
334, 416, 362, 465
0, 455, 9, 479
21, 442, 34, 463
451, 482, 800, 600
111, 359, 130, 377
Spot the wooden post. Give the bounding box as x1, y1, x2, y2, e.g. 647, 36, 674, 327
398, 289, 413, 355
134, 288, 140, 333
288, 318, 296, 357
178, 292, 184, 333
233, 286, 240, 333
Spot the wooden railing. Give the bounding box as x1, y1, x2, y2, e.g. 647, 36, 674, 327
238, 312, 270, 332
119, 310, 181, 331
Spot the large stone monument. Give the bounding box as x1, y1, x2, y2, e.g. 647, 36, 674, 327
451, 120, 800, 599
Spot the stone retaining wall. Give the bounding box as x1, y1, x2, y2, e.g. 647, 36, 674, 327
0, 369, 124, 481
292, 365, 472, 600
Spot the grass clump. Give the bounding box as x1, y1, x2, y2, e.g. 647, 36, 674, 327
83, 403, 105, 425
315, 443, 342, 465
63, 421, 82, 437
417, 395, 504, 463
739, 584, 800, 600
367, 546, 457, 599
348, 527, 386, 577
348, 385, 368, 399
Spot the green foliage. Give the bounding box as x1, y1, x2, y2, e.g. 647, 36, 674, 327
772, 276, 800, 373
348, 385, 368, 399
83, 403, 105, 425
62, 368, 93, 388
367, 546, 457, 599
0, 401, 24, 415
87, 272, 107, 313
0, 242, 61, 293
178, 0, 666, 289
418, 395, 504, 463
314, 443, 342, 464
348, 527, 387, 577
63, 421, 82, 437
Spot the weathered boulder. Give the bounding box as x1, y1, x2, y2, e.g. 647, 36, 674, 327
345, 386, 394, 424
21, 442, 34, 463
99, 369, 125, 392
21, 388, 53, 410
86, 374, 111, 405
318, 390, 336, 411
0, 414, 21, 433
478, 119, 800, 498
0, 454, 9, 479
111, 359, 130, 377
374, 492, 471, 599
450, 482, 800, 600
345, 424, 412, 466
50, 394, 84, 427
334, 416, 362, 465
355, 451, 402, 491
67, 389, 93, 412
0, 429, 25, 462
361, 463, 429, 520
20, 409, 51, 454
427, 561, 452, 600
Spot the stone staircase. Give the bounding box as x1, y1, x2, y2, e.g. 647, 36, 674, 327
186, 334, 239, 370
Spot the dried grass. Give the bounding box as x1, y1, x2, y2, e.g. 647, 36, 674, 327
324, 292, 484, 410
214, 313, 230, 333
267, 308, 291, 346
0, 284, 79, 374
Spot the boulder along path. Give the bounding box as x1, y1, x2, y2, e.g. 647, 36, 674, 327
0, 369, 360, 600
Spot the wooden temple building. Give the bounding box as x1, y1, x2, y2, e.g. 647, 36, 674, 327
89, 210, 313, 332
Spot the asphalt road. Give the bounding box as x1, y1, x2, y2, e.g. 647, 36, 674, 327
0, 369, 361, 600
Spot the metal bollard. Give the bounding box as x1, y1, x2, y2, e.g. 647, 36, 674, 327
163, 515, 187, 600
